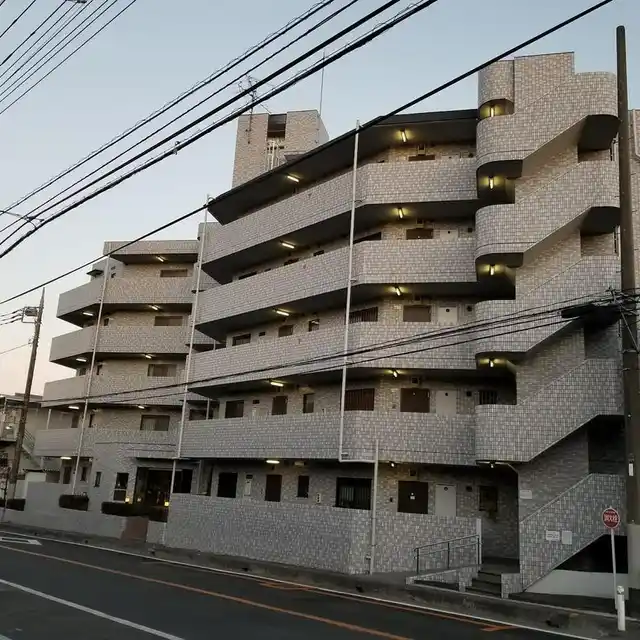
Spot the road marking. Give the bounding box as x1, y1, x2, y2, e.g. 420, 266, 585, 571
0, 530, 608, 639
0, 536, 41, 546
483, 625, 517, 632
0, 546, 412, 640
258, 580, 311, 591
0, 577, 184, 640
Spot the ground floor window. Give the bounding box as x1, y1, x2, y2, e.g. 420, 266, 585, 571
217, 472, 238, 498
335, 477, 371, 510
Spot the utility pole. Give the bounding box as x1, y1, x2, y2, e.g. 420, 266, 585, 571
7, 289, 44, 501
616, 25, 640, 612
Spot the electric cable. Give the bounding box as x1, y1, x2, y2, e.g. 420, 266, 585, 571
1, 0, 346, 216
0, 0, 38, 44
0, 0, 613, 261
0, 0, 433, 247
0, 342, 30, 357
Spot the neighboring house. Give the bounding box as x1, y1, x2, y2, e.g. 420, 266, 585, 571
27, 53, 640, 598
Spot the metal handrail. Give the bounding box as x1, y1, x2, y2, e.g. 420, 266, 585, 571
414, 534, 481, 576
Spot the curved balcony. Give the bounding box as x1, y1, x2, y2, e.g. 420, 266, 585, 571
474, 256, 620, 356
190, 323, 476, 393
41, 374, 185, 408
196, 239, 478, 337
202, 159, 478, 282
50, 326, 191, 364
476, 73, 617, 175
34, 428, 177, 458
475, 162, 619, 265
181, 411, 475, 465
478, 60, 514, 106
475, 359, 621, 462
58, 277, 193, 323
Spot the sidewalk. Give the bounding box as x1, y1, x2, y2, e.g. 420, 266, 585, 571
1, 521, 637, 638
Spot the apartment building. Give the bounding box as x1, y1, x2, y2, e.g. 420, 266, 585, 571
25, 55, 638, 597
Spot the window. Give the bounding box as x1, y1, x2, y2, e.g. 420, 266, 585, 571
406, 227, 434, 240
217, 472, 238, 498
478, 390, 498, 405
189, 402, 219, 420
297, 475, 310, 499
70, 413, 80, 429
147, 363, 177, 377
354, 232, 382, 244
94, 471, 102, 488
140, 414, 170, 431
80, 466, 88, 482
403, 305, 432, 322
265, 474, 282, 502
160, 269, 188, 278
336, 477, 371, 510
302, 393, 315, 414
77, 367, 87, 376
398, 481, 429, 514
113, 472, 129, 501
62, 466, 72, 485
232, 334, 251, 346
95, 363, 103, 376
278, 324, 293, 338
271, 395, 288, 416
349, 306, 379, 323
400, 388, 430, 413
154, 315, 183, 326
88, 413, 95, 428
102, 316, 110, 326
308, 319, 320, 332
479, 485, 498, 515
344, 388, 375, 411
225, 400, 244, 419
173, 469, 193, 494
284, 258, 299, 266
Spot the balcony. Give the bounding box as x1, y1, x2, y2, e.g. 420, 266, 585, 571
202, 159, 478, 282
34, 428, 177, 458
474, 256, 620, 356
58, 276, 194, 322
50, 326, 191, 364
102, 239, 198, 262
190, 323, 476, 393
197, 239, 478, 337
475, 359, 621, 462
476, 72, 618, 173
181, 410, 475, 465
41, 374, 185, 408
475, 162, 619, 265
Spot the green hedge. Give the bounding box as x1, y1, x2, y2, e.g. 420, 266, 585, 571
101, 501, 168, 522
59, 494, 89, 511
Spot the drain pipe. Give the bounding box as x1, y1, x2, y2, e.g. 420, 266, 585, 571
164, 209, 208, 544
338, 121, 360, 462
368, 437, 379, 574
72, 257, 109, 494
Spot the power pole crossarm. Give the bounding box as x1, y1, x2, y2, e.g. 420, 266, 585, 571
8, 289, 44, 500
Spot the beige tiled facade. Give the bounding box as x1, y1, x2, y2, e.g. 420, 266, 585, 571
28, 62, 634, 596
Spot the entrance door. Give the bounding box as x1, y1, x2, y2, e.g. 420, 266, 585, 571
435, 389, 457, 415
435, 484, 457, 517
397, 481, 429, 514
264, 474, 282, 502
437, 305, 458, 325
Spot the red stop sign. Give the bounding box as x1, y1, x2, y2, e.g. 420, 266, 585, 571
602, 507, 620, 529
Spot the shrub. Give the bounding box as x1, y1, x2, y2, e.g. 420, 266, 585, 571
0, 498, 26, 511
59, 494, 89, 511
100, 501, 168, 522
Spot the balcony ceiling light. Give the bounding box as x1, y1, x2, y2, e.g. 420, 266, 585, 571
391, 369, 399, 378
286, 174, 300, 183
75, 357, 87, 363
280, 240, 295, 250
275, 309, 290, 317
144, 354, 154, 359
156, 256, 166, 263
397, 206, 404, 220
60, 456, 72, 460
68, 405, 80, 410
489, 265, 496, 276
266, 459, 280, 465
149, 305, 160, 311
394, 286, 402, 297
269, 381, 284, 388
137, 405, 146, 410
82, 311, 94, 317
400, 129, 407, 143
488, 176, 495, 190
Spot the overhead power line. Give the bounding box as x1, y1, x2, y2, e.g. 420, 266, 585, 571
0, 1, 67, 68
0, 0, 428, 246
0, 0, 615, 305
0, 342, 30, 357
0, 0, 38, 44
2, 0, 345, 217
0, 0, 138, 114
39, 292, 626, 406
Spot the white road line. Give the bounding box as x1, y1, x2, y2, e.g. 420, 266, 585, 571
0, 529, 621, 639
0, 577, 185, 640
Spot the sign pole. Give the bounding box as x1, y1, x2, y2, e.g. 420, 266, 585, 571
603, 507, 621, 612
611, 526, 618, 609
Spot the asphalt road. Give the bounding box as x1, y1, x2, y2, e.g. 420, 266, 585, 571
0, 534, 580, 640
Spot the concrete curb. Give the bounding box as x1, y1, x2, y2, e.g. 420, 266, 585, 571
1, 522, 637, 638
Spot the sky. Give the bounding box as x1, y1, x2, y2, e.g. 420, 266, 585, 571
0, 0, 637, 395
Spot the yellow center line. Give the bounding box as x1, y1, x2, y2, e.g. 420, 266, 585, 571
0, 545, 412, 640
